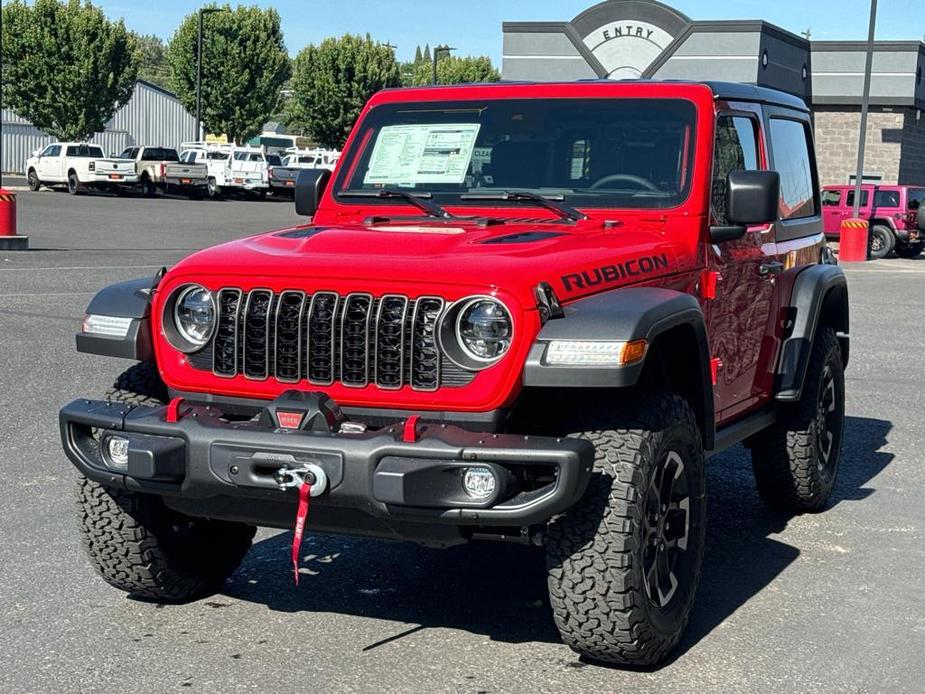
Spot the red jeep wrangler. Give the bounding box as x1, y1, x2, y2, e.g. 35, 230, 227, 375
822, 183, 925, 259
62, 81, 851, 666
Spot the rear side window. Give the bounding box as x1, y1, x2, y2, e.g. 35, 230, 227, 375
909, 189, 925, 210
66, 145, 104, 157
874, 189, 900, 208
769, 118, 817, 219
711, 115, 760, 225
821, 190, 842, 206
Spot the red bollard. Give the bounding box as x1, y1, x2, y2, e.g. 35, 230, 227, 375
0, 188, 29, 250
838, 218, 869, 262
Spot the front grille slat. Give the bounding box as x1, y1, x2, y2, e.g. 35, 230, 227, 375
410, 297, 444, 391
243, 290, 273, 380
207, 289, 467, 390
274, 291, 306, 382
213, 289, 242, 377
375, 295, 408, 389
307, 292, 338, 385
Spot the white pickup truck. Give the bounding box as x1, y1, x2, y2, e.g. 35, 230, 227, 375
179, 142, 269, 199
282, 147, 341, 171
119, 146, 209, 199
25, 142, 139, 195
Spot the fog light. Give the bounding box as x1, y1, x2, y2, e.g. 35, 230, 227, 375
106, 436, 130, 470
462, 466, 496, 499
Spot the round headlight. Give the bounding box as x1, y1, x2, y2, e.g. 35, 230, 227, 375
455, 297, 513, 362
172, 285, 215, 348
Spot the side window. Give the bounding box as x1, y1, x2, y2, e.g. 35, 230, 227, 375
40, 144, 56, 156
874, 189, 900, 208
845, 189, 869, 208
908, 189, 925, 210
769, 118, 817, 220
821, 190, 842, 206
66, 146, 77, 156
712, 115, 760, 225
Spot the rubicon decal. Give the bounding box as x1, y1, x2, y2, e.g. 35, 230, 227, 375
561, 254, 670, 292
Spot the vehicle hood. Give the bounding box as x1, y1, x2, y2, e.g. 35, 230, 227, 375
167, 216, 698, 305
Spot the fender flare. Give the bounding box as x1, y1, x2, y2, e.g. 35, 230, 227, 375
76, 275, 161, 361
775, 263, 849, 401
523, 287, 715, 448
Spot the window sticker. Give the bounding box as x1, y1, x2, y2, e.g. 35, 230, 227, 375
364, 123, 481, 186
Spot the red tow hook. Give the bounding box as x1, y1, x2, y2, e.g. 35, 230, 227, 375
165, 397, 186, 423
402, 415, 422, 443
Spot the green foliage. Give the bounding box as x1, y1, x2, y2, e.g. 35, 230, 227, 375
409, 54, 500, 86
0, 0, 141, 140
136, 34, 171, 90
288, 34, 400, 148
167, 4, 290, 143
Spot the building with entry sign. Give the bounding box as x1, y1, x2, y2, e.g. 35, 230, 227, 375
502, 0, 925, 186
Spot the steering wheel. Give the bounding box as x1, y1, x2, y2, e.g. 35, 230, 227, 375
589, 174, 660, 191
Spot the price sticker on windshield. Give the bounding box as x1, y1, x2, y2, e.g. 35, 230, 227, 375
364, 123, 481, 186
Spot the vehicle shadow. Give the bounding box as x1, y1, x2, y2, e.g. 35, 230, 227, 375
222, 415, 893, 661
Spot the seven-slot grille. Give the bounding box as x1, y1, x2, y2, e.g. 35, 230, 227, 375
207, 289, 455, 391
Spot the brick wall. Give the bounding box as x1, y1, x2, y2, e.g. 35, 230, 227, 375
813, 106, 925, 186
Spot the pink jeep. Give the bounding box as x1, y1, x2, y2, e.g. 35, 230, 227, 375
822, 184, 925, 259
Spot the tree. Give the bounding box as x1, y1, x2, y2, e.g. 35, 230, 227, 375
410, 55, 500, 86
414, 45, 423, 63
136, 34, 170, 89
0, 0, 140, 141
288, 34, 400, 148
167, 4, 290, 143
422, 44, 431, 63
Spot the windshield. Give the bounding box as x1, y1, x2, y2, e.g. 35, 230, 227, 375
335, 98, 697, 210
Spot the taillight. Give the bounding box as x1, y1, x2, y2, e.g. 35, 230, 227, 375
268, 168, 274, 179
160, 162, 166, 178
88, 161, 95, 171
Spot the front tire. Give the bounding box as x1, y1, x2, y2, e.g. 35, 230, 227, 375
895, 242, 923, 259
869, 224, 895, 259
27, 168, 41, 191
76, 363, 255, 601
546, 392, 706, 666
750, 327, 845, 511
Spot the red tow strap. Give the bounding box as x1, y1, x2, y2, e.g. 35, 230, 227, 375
291, 482, 312, 586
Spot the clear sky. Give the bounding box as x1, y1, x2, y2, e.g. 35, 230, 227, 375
95, 0, 923, 65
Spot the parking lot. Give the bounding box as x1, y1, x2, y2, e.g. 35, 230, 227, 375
2, 188, 924, 693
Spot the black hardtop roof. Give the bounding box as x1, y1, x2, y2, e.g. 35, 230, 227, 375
386, 79, 810, 113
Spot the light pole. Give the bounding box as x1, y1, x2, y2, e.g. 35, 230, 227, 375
432, 45, 455, 85
196, 7, 227, 141
852, 0, 878, 218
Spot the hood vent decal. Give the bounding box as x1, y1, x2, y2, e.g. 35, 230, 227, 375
275, 226, 331, 239
482, 231, 565, 244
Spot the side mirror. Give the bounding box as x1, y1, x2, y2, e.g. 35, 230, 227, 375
710, 170, 781, 243
295, 168, 331, 217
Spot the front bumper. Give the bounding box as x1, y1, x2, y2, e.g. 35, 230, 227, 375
59, 397, 593, 544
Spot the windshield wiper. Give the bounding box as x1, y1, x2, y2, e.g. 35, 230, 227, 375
340, 188, 452, 218
460, 191, 587, 222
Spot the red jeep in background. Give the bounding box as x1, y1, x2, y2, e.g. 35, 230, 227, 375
822, 184, 925, 259
61, 81, 853, 666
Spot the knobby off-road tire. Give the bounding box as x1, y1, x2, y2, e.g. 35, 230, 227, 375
76, 362, 255, 601
546, 392, 707, 666
750, 327, 845, 512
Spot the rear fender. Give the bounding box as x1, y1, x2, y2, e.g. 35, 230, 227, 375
775, 264, 849, 401
523, 287, 714, 448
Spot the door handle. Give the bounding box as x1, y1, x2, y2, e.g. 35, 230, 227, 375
759, 261, 785, 277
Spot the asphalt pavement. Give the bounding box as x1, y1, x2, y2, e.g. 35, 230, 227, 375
1, 188, 923, 693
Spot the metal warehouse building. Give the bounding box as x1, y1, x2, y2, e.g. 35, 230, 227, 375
1, 80, 196, 174
503, 0, 925, 186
